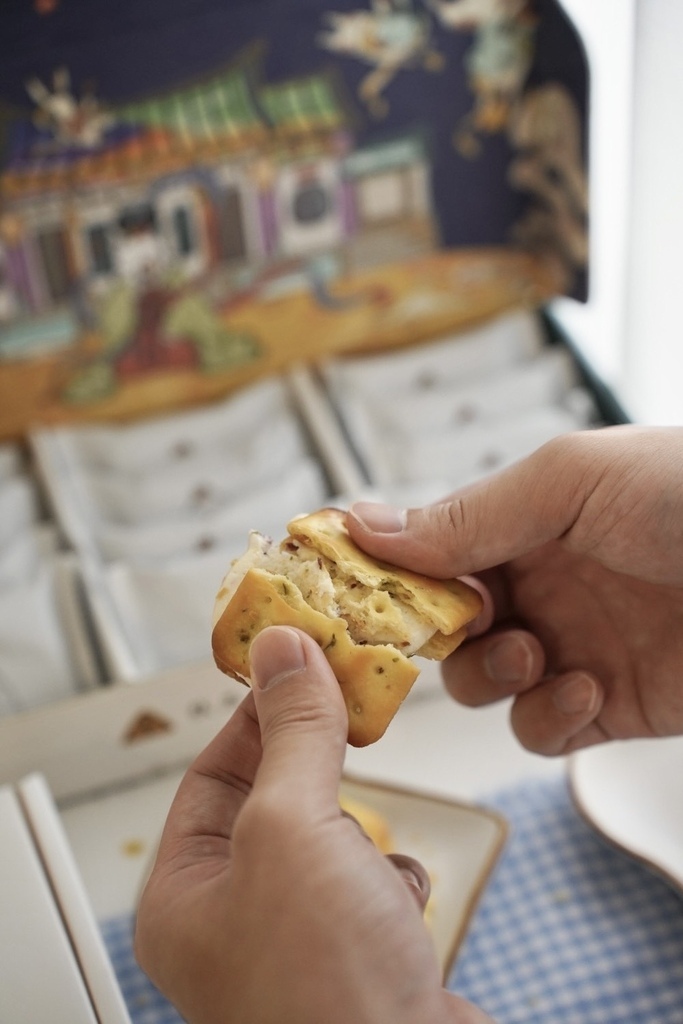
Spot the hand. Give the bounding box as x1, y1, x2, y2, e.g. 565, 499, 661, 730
135, 626, 492, 1024
348, 425, 683, 756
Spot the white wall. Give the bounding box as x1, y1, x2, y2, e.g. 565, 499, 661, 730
553, 0, 683, 426
549, 0, 638, 417
621, 0, 683, 425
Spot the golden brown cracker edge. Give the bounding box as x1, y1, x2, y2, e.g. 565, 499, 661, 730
288, 508, 483, 633
212, 568, 420, 746
211, 509, 482, 746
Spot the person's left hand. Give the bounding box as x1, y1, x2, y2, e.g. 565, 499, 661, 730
135, 625, 492, 1024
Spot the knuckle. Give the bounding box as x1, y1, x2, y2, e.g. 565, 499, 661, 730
446, 496, 466, 537
263, 697, 343, 744
426, 498, 471, 567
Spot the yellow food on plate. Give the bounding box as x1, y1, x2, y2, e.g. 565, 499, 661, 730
339, 793, 394, 854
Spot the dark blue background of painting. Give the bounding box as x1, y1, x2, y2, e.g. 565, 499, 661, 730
0, 0, 588, 292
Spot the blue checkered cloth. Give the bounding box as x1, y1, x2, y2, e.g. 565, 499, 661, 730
100, 916, 183, 1024
449, 777, 683, 1023
102, 776, 683, 1023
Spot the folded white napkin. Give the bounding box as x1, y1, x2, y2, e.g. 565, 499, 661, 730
0, 443, 22, 484
381, 406, 590, 487
0, 475, 40, 549
103, 546, 240, 675
84, 414, 306, 526
94, 457, 328, 563
0, 563, 81, 716
370, 348, 581, 435
322, 309, 544, 401
95, 456, 342, 676
69, 377, 289, 473
0, 530, 41, 590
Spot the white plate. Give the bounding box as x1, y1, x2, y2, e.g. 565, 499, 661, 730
568, 735, 683, 893
61, 768, 507, 985
340, 775, 507, 979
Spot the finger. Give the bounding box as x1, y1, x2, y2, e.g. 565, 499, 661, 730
149, 692, 262, 868
510, 670, 605, 756
386, 853, 432, 913
249, 626, 348, 815
441, 990, 500, 1023
338, 813, 432, 912
347, 433, 592, 578
442, 629, 546, 706
459, 575, 496, 636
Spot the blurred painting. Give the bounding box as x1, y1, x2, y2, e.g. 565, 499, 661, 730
0, 0, 588, 438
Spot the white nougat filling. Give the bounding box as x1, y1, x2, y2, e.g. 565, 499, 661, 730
213, 531, 435, 656
213, 532, 336, 621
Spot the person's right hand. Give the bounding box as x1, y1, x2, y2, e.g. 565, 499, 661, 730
348, 425, 683, 756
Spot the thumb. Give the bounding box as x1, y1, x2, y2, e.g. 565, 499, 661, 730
347, 436, 586, 578
249, 626, 348, 810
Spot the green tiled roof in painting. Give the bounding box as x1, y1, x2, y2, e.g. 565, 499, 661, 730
117, 69, 265, 142
258, 76, 345, 133
0, 65, 350, 199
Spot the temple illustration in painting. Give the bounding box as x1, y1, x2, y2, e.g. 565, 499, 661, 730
0, 52, 437, 372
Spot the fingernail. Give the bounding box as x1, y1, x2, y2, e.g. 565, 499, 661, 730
553, 673, 598, 716
350, 502, 406, 534
250, 626, 306, 691
388, 854, 432, 904
484, 635, 533, 685
398, 866, 429, 900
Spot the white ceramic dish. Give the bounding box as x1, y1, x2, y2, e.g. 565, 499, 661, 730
339, 775, 508, 978
568, 736, 683, 893
61, 767, 507, 985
